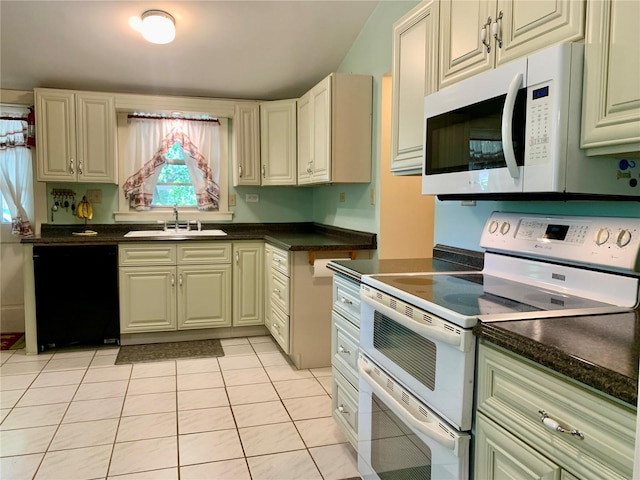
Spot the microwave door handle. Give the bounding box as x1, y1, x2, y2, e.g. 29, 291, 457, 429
502, 72, 523, 179
358, 358, 457, 451
361, 295, 461, 347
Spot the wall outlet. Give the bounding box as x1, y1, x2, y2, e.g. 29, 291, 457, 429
228, 194, 236, 206
86, 189, 102, 204
246, 194, 259, 203
369, 188, 375, 205
339, 192, 346, 202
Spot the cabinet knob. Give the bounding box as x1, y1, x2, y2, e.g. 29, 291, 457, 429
171, 274, 175, 287
179, 274, 183, 287
262, 165, 266, 178
69, 159, 75, 174
239, 165, 243, 178
338, 404, 349, 415
338, 345, 350, 355
77, 161, 84, 175
236, 252, 240, 265
340, 297, 353, 305
272, 323, 280, 331
273, 288, 281, 295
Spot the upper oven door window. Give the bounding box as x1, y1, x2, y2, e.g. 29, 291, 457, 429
424, 90, 527, 176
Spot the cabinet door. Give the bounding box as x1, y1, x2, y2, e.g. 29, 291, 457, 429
391, 0, 439, 175
495, 0, 585, 67
233, 242, 264, 327
475, 412, 562, 480
439, 0, 495, 89
581, 0, 640, 156
310, 76, 332, 183
35, 89, 77, 182
233, 102, 261, 186
297, 91, 313, 185
260, 100, 297, 185
177, 264, 231, 329
75, 93, 117, 183
119, 266, 177, 333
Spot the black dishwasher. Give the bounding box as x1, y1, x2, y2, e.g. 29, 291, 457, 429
33, 245, 120, 351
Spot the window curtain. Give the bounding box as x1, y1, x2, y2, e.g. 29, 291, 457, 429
0, 115, 34, 236
123, 118, 221, 210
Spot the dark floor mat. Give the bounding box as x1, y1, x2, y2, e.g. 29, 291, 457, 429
115, 339, 224, 364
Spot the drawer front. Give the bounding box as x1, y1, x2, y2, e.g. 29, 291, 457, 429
477, 342, 636, 480
332, 367, 358, 449
269, 305, 290, 353
177, 242, 232, 264
266, 244, 290, 276
119, 243, 177, 266
332, 274, 360, 327
269, 268, 290, 315
331, 311, 359, 387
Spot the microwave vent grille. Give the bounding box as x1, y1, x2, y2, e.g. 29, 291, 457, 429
387, 379, 394, 391
418, 406, 429, 419
444, 324, 455, 333
423, 314, 433, 324
401, 391, 410, 405
405, 306, 414, 318
389, 299, 397, 310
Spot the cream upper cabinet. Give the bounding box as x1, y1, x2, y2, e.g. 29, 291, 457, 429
260, 99, 297, 185
232, 241, 264, 327
581, 0, 640, 156
297, 73, 372, 185
35, 88, 117, 183
391, 0, 439, 175
439, 0, 585, 89
233, 102, 261, 186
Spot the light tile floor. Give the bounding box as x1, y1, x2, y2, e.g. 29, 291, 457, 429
0, 336, 361, 480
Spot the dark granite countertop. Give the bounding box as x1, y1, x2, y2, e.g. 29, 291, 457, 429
328, 247, 638, 407
22, 222, 377, 252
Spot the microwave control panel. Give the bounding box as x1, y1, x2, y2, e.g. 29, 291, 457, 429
480, 212, 640, 272
525, 82, 552, 164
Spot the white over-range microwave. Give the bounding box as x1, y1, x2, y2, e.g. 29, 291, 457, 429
422, 42, 639, 199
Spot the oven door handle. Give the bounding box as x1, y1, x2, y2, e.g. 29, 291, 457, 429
358, 358, 457, 451
361, 295, 461, 347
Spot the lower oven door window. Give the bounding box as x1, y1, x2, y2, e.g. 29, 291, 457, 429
358, 355, 469, 480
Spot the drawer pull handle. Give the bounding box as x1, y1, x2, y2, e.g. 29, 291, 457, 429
273, 288, 281, 294
272, 323, 280, 331
340, 297, 353, 305
538, 410, 584, 440
338, 404, 350, 415
338, 345, 350, 355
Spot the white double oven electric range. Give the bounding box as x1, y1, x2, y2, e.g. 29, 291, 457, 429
357, 212, 640, 480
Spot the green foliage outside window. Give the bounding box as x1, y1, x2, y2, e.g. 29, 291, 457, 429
152, 142, 197, 207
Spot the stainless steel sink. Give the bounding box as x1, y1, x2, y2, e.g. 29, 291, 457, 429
124, 229, 227, 238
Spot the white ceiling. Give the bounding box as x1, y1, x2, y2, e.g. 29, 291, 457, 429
0, 1, 380, 101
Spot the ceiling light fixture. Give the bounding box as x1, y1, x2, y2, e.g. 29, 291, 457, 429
139, 10, 176, 45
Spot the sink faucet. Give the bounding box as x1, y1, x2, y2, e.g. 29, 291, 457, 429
173, 203, 179, 231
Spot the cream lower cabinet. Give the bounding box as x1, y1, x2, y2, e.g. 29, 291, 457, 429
438, 0, 585, 89
232, 241, 264, 327
119, 242, 232, 334
297, 73, 372, 185
475, 341, 637, 480
391, 0, 439, 175
264, 243, 291, 352
35, 88, 117, 183
581, 0, 640, 156
331, 273, 362, 450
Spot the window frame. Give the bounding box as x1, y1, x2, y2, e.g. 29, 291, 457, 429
114, 103, 232, 222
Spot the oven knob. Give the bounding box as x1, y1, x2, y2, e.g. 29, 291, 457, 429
617, 229, 632, 248
500, 222, 510, 235
594, 228, 610, 246
488, 220, 499, 233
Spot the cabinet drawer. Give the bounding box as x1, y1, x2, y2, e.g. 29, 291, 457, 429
177, 242, 231, 264
332, 367, 358, 449
269, 305, 290, 354
268, 268, 290, 315
331, 311, 359, 387
332, 274, 360, 327
477, 342, 636, 480
266, 244, 290, 276
119, 243, 177, 266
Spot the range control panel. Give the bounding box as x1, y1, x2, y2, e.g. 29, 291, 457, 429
480, 212, 640, 273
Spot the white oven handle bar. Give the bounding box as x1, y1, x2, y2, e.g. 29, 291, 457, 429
358, 358, 456, 451
361, 294, 461, 347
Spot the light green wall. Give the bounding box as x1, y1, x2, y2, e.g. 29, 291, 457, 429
312, 1, 421, 234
